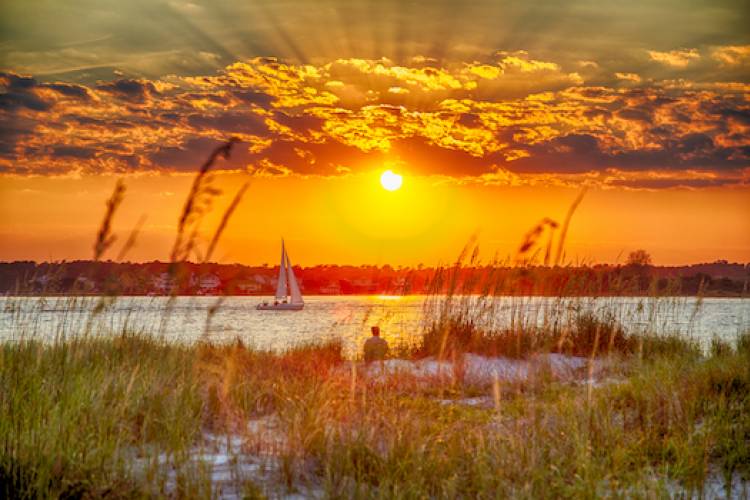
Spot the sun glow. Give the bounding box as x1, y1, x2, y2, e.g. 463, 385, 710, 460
380, 170, 403, 191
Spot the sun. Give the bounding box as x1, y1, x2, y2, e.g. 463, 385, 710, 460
380, 170, 403, 191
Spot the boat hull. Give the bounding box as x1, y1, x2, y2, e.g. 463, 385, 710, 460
256, 303, 304, 311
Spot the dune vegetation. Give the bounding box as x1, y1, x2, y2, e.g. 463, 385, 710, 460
1, 300, 749, 498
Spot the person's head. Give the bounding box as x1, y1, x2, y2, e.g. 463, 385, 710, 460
371, 326, 380, 337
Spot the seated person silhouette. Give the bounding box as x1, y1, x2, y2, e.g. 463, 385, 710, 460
364, 326, 389, 363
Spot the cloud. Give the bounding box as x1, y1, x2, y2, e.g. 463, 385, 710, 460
615, 72, 641, 82
712, 45, 750, 67
97, 79, 159, 103
458, 167, 749, 190
596, 168, 750, 190
51, 145, 97, 159
45, 83, 92, 100
578, 60, 599, 69
148, 136, 232, 171
332, 58, 467, 91
0, 72, 98, 160
0, 52, 748, 187
647, 48, 700, 68
498, 51, 560, 72
185, 110, 268, 135
0, 72, 54, 111
0, 117, 36, 155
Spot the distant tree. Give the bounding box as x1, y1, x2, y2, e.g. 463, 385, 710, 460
627, 249, 652, 267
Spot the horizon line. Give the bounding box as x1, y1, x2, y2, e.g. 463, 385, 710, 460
2, 259, 748, 268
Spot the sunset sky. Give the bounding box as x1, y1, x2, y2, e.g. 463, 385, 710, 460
1, 0, 749, 266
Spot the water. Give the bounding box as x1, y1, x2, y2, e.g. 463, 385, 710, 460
1, 295, 748, 356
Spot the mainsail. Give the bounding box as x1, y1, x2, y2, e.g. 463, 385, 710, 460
274, 240, 288, 300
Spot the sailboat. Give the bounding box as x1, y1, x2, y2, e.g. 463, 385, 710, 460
256, 239, 304, 311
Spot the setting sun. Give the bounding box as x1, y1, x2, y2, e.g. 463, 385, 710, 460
380, 170, 403, 191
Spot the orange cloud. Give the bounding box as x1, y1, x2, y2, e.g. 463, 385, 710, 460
615, 72, 641, 82
1, 52, 748, 188
712, 45, 750, 67
498, 51, 560, 72
648, 48, 700, 68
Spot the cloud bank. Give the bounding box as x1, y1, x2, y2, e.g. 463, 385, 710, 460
1, 49, 749, 189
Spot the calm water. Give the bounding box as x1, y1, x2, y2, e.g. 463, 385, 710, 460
1, 295, 748, 356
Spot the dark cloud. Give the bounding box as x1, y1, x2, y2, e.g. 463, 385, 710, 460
63, 115, 135, 130
608, 177, 744, 189
0, 118, 34, 154
506, 130, 749, 175
616, 108, 652, 122
51, 145, 96, 159
0, 73, 52, 111
146, 136, 268, 172
148, 136, 227, 171
186, 111, 268, 135
675, 133, 714, 154
509, 134, 605, 173
456, 113, 481, 127
231, 90, 276, 107
251, 137, 380, 175
103, 153, 142, 170
46, 83, 91, 100
97, 79, 158, 102
271, 111, 325, 135
0, 72, 89, 117
1, 73, 36, 91
391, 136, 500, 177
0, 74, 49, 156
0, 91, 51, 112
718, 107, 750, 125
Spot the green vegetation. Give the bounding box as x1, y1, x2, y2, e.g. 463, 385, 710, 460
416, 307, 701, 360
1, 326, 748, 498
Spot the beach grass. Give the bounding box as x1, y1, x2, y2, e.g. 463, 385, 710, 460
1, 326, 748, 498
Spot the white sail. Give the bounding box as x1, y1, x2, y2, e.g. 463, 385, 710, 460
257, 238, 304, 310
275, 239, 288, 300
286, 249, 304, 305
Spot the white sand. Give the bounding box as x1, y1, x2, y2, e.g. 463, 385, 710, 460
363, 352, 596, 384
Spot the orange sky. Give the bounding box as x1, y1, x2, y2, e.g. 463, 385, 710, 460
1, 172, 748, 266
1, 1, 749, 265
